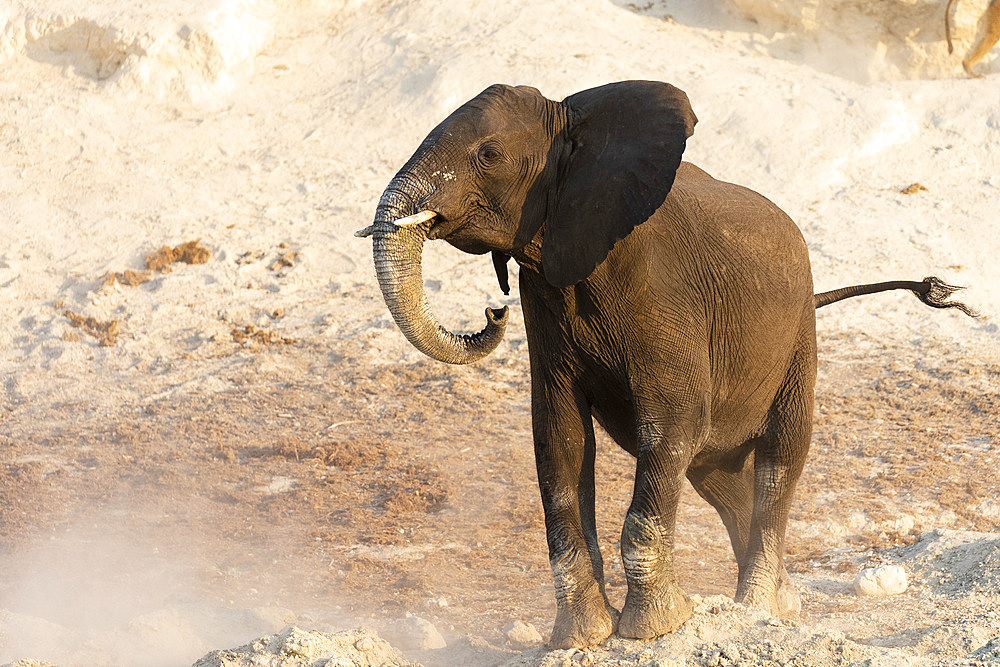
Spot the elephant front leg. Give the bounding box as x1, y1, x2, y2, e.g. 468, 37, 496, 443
617, 422, 694, 640
534, 383, 616, 649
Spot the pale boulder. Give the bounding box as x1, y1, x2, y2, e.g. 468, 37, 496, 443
386, 615, 447, 650
854, 565, 909, 597
503, 620, 543, 646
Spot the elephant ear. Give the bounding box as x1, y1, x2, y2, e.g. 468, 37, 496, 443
542, 81, 697, 288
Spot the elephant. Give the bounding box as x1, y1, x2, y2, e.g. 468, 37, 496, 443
357, 81, 976, 648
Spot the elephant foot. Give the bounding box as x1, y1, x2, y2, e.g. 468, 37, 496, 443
548, 595, 617, 649
617, 584, 692, 640
775, 567, 800, 619
737, 567, 799, 619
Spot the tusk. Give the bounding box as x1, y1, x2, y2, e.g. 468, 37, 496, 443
394, 210, 437, 227
355, 210, 436, 239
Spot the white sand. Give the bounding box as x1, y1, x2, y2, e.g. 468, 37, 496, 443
2, 0, 998, 412
1, 0, 998, 664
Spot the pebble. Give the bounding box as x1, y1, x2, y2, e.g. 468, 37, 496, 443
854, 564, 908, 597
423, 596, 448, 608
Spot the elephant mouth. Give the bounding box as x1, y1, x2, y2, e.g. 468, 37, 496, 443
426, 213, 464, 241
425, 207, 497, 254
426, 216, 446, 239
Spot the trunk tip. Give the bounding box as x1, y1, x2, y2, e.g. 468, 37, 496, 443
486, 306, 509, 327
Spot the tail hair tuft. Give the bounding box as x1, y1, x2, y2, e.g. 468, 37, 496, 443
916, 276, 980, 318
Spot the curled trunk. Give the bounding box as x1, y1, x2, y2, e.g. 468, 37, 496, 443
371, 182, 508, 365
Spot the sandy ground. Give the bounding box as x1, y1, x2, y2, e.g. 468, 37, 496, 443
1, 0, 998, 665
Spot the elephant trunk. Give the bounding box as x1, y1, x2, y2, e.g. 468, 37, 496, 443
370, 177, 508, 365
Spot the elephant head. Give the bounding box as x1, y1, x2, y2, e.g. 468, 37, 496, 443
359, 80, 697, 364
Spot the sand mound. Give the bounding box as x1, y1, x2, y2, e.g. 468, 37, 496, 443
0, 604, 299, 666
899, 528, 1000, 596
193, 626, 412, 667
724, 0, 996, 80
627, 0, 996, 81
2, 1, 367, 102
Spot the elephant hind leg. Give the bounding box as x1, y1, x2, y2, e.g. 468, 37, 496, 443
687, 455, 754, 569
734, 329, 815, 618
687, 452, 799, 618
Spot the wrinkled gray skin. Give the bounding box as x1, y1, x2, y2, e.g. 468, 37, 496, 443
364, 81, 917, 648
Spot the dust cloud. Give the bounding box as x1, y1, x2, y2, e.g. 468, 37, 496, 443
0, 499, 335, 665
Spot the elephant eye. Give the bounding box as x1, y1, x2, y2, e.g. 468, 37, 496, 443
477, 143, 503, 166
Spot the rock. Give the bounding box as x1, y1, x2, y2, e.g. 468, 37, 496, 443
854, 564, 908, 597
423, 596, 448, 608
503, 620, 543, 646
386, 615, 447, 650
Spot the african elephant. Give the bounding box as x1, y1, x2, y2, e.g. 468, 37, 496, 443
357, 81, 974, 648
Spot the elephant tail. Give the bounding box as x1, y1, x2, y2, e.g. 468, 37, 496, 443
814, 276, 979, 316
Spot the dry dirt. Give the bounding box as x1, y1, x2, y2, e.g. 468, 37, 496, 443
1, 316, 997, 665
